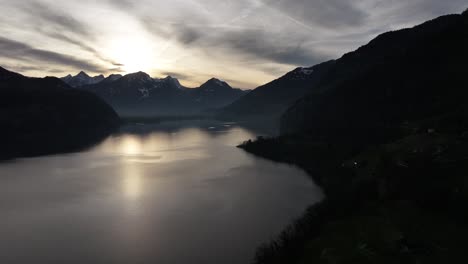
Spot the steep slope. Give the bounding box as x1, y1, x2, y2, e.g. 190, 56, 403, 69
218, 60, 335, 121
0, 67, 120, 160
61, 71, 105, 87
281, 11, 468, 145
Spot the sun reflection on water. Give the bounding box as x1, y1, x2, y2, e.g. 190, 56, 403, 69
97, 124, 261, 202
119, 136, 143, 156
123, 170, 142, 201
116, 136, 145, 201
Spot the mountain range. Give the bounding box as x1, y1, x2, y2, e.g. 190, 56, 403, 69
61, 71, 106, 87
62, 71, 249, 117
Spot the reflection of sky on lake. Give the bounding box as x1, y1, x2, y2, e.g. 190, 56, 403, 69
0, 121, 323, 264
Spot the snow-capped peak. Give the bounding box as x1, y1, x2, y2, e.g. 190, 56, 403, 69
61, 71, 104, 87
288, 67, 315, 80
299, 67, 314, 75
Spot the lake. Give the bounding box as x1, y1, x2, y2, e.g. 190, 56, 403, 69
0, 121, 323, 264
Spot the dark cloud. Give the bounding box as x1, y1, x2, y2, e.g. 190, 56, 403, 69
257, 65, 296, 78
109, 0, 135, 9
135, 1, 467, 69
217, 29, 326, 65
160, 71, 192, 80
45, 32, 123, 66
134, 1, 346, 67
176, 26, 203, 45
2, 64, 46, 73
21, 1, 93, 38
374, 0, 468, 25
2, 63, 67, 76
15, 1, 124, 68
141, 17, 206, 45
0, 36, 107, 73
143, 19, 326, 66
262, 0, 367, 29
405, 0, 467, 17
109, 67, 126, 73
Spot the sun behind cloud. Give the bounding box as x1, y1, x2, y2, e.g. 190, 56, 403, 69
108, 36, 156, 74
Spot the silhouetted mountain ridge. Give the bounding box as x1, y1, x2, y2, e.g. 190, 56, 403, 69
82, 72, 248, 116
0, 66, 120, 160
218, 60, 335, 121
61, 71, 105, 87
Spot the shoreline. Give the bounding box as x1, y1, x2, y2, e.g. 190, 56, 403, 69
239, 131, 468, 263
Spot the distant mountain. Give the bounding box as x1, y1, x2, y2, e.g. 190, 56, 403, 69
0, 67, 120, 160
189, 78, 248, 109
61, 71, 105, 87
218, 61, 335, 121
82, 73, 248, 116
82, 72, 190, 116
281, 10, 468, 145
101, 74, 123, 83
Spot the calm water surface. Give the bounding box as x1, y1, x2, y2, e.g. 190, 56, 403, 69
0, 121, 323, 264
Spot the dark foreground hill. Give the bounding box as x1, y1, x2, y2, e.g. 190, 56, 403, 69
239, 9, 468, 264
282, 10, 468, 144
0, 67, 120, 160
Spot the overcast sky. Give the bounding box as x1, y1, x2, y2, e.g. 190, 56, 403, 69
0, 0, 466, 88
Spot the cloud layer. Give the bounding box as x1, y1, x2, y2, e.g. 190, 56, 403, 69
0, 0, 466, 88
0, 36, 107, 72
